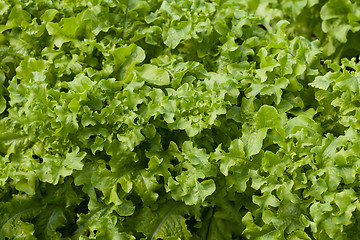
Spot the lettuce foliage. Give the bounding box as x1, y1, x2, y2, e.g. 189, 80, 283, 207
2, 0, 360, 239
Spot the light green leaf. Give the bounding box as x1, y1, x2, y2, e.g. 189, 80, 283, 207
212, 139, 246, 176
113, 44, 145, 71
38, 147, 86, 185
246, 128, 267, 157
261, 151, 288, 177
0, 94, 5, 114
164, 21, 192, 49
137, 64, 170, 86
75, 203, 135, 239
46, 17, 80, 47
253, 191, 281, 209
255, 105, 282, 130
309, 75, 334, 90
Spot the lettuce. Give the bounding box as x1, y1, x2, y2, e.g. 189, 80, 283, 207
2, 0, 360, 239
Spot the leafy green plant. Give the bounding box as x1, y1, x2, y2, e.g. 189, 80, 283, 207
2, 0, 360, 239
